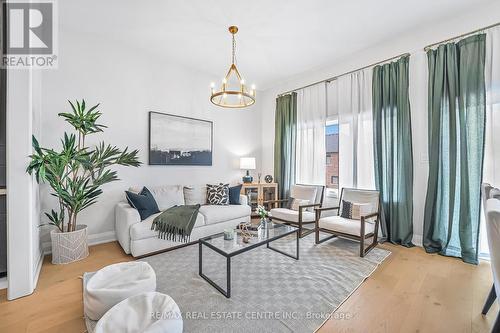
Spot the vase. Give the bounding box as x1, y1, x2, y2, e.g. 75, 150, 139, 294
50, 224, 89, 264
260, 217, 268, 228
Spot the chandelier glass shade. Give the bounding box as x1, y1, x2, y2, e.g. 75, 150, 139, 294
210, 26, 255, 108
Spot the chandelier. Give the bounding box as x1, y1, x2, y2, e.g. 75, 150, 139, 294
210, 26, 255, 108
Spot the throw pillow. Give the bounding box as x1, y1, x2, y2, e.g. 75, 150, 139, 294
125, 187, 160, 220
183, 185, 207, 205
351, 203, 372, 220
290, 198, 310, 211
229, 184, 242, 205
206, 183, 230, 205
340, 200, 353, 219
340, 200, 372, 220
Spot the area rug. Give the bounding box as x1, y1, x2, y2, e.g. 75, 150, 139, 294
85, 235, 390, 333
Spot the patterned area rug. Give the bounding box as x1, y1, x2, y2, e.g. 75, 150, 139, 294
85, 235, 390, 333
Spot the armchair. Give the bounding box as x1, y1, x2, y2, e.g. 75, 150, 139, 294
266, 184, 325, 238
315, 188, 381, 257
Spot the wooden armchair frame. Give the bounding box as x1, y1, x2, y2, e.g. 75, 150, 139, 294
314, 188, 381, 257
266, 185, 325, 238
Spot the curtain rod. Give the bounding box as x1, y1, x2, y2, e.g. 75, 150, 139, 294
424, 21, 500, 51
277, 52, 410, 97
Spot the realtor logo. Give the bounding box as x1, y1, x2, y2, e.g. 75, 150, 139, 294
2, 0, 58, 68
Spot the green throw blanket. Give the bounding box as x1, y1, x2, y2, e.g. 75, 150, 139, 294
151, 204, 201, 242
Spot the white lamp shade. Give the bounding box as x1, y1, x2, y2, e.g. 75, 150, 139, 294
240, 157, 256, 170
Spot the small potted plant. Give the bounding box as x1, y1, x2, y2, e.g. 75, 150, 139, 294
27, 99, 141, 264
256, 205, 269, 227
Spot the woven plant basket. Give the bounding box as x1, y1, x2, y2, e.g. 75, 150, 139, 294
50, 225, 89, 264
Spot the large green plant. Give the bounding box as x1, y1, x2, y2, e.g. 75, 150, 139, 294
27, 100, 141, 232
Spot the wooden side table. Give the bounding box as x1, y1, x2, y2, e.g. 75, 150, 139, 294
240, 183, 278, 216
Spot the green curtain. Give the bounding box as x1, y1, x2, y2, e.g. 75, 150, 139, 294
372, 56, 414, 247
274, 93, 297, 199
423, 34, 486, 265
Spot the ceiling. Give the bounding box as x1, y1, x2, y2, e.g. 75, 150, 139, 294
60, 0, 496, 89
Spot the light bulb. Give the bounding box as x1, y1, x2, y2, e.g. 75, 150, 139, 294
240, 79, 245, 84
238, 93, 242, 99
251, 84, 256, 90
222, 78, 227, 84
223, 93, 227, 99
210, 82, 215, 88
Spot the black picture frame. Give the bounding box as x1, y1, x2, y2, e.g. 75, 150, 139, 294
148, 111, 213, 166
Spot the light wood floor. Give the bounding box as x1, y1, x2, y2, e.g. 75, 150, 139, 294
0, 241, 496, 333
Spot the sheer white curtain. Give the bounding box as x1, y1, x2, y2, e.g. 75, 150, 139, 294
295, 83, 327, 185
327, 68, 375, 191
480, 26, 500, 256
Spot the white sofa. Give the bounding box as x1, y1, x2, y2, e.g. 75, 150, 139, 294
115, 185, 251, 257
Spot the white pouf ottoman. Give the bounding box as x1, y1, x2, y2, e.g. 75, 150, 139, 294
84, 261, 156, 320
95, 291, 183, 333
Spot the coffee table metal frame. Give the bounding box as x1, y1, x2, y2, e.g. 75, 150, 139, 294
198, 225, 299, 298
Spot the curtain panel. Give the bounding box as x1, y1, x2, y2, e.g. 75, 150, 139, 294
480, 26, 500, 256
423, 34, 486, 264
295, 83, 327, 185
328, 68, 375, 191
274, 93, 297, 199
372, 55, 414, 247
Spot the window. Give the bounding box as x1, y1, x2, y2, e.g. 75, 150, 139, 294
325, 121, 339, 196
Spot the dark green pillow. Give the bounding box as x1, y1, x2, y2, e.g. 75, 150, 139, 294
125, 187, 160, 220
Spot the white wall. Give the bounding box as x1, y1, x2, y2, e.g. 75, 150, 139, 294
6, 67, 43, 299
39, 29, 262, 244
259, 1, 500, 245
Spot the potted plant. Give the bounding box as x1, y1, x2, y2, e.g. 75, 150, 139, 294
27, 100, 141, 264
256, 205, 269, 227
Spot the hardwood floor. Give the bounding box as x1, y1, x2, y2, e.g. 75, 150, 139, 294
0, 241, 495, 333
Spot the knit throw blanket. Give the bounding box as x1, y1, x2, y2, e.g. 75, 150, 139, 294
151, 204, 201, 242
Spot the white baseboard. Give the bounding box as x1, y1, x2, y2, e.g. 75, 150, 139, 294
33, 249, 44, 289
42, 230, 117, 255
0, 277, 7, 290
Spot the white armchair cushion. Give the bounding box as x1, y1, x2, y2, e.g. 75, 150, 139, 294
319, 215, 375, 236
290, 199, 310, 211
290, 185, 318, 212
270, 207, 315, 223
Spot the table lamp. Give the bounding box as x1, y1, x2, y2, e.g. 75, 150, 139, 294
240, 157, 256, 183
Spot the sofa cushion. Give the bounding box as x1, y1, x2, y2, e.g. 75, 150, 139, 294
183, 185, 207, 205
270, 208, 315, 223
319, 215, 375, 236
199, 204, 251, 225
130, 212, 205, 241
129, 185, 185, 211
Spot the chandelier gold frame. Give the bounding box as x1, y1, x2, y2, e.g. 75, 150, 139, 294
210, 26, 255, 108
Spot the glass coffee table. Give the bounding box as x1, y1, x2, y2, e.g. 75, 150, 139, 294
198, 223, 299, 298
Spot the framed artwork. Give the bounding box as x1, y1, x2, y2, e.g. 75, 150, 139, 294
149, 111, 213, 166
